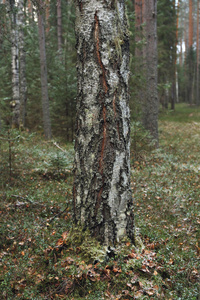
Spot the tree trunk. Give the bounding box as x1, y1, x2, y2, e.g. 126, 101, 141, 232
142, 0, 159, 147
73, 0, 134, 245
45, 0, 50, 34
18, 0, 27, 127
38, 1, 51, 139
10, 0, 20, 129
196, 0, 200, 105
188, 0, 193, 104
135, 0, 143, 57
189, 0, 193, 48
57, 0, 62, 52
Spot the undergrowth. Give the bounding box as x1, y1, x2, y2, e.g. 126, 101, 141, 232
0, 104, 199, 299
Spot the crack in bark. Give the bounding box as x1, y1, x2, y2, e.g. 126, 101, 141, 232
78, 0, 83, 12
94, 12, 108, 94
95, 102, 106, 215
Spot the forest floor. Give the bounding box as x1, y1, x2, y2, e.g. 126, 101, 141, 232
0, 103, 199, 299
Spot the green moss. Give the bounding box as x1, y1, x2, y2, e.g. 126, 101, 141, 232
65, 226, 106, 262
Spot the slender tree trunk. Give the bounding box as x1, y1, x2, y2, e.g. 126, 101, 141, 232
38, 1, 51, 139
73, 0, 134, 245
18, 0, 27, 127
175, 0, 179, 103
142, 0, 159, 147
10, 0, 20, 129
45, 0, 50, 34
188, 0, 193, 104
189, 0, 193, 48
27, 0, 34, 20
57, 0, 62, 52
196, 0, 200, 105
135, 0, 143, 57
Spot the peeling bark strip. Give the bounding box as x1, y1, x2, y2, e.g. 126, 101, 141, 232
73, 0, 134, 245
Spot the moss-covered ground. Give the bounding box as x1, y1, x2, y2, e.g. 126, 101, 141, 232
0, 103, 199, 299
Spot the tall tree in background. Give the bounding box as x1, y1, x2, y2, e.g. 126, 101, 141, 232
135, 0, 143, 57
196, 0, 200, 105
188, 0, 194, 104
45, 0, 50, 34
18, 0, 27, 127
142, 0, 159, 147
57, 0, 62, 53
10, 0, 20, 128
73, 0, 134, 244
38, 0, 51, 139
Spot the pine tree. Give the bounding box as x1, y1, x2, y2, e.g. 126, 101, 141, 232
142, 0, 159, 147
38, 0, 52, 139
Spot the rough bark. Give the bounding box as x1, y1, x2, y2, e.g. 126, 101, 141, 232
18, 0, 27, 127
10, 0, 20, 129
142, 0, 159, 147
73, 0, 134, 245
38, 1, 51, 139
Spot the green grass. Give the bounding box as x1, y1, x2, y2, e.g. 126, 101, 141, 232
159, 102, 200, 123
0, 104, 199, 299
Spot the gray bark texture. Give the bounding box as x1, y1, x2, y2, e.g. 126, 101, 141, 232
10, 0, 20, 129
73, 0, 134, 245
143, 0, 159, 147
18, 0, 27, 127
38, 2, 51, 139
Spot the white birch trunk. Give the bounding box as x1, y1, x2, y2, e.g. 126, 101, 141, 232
10, 0, 20, 128
18, 0, 27, 127
73, 0, 134, 245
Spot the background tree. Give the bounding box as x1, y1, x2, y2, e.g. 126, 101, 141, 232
57, 0, 62, 53
196, 0, 200, 105
38, 0, 51, 139
157, 0, 177, 110
142, 0, 159, 147
18, 0, 27, 127
10, 0, 20, 129
73, 0, 134, 245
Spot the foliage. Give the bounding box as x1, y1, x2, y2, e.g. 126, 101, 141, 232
0, 104, 199, 299
157, 0, 177, 109
131, 121, 157, 161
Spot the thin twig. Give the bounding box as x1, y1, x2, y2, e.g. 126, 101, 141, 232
11, 194, 43, 205
52, 141, 67, 153
48, 205, 69, 224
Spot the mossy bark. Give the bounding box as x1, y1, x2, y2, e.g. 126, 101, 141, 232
73, 0, 134, 245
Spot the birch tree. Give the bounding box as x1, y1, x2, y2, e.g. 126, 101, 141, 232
73, 0, 134, 245
10, 0, 20, 128
18, 0, 27, 127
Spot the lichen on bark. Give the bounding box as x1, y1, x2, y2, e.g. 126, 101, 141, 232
73, 0, 134, 245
